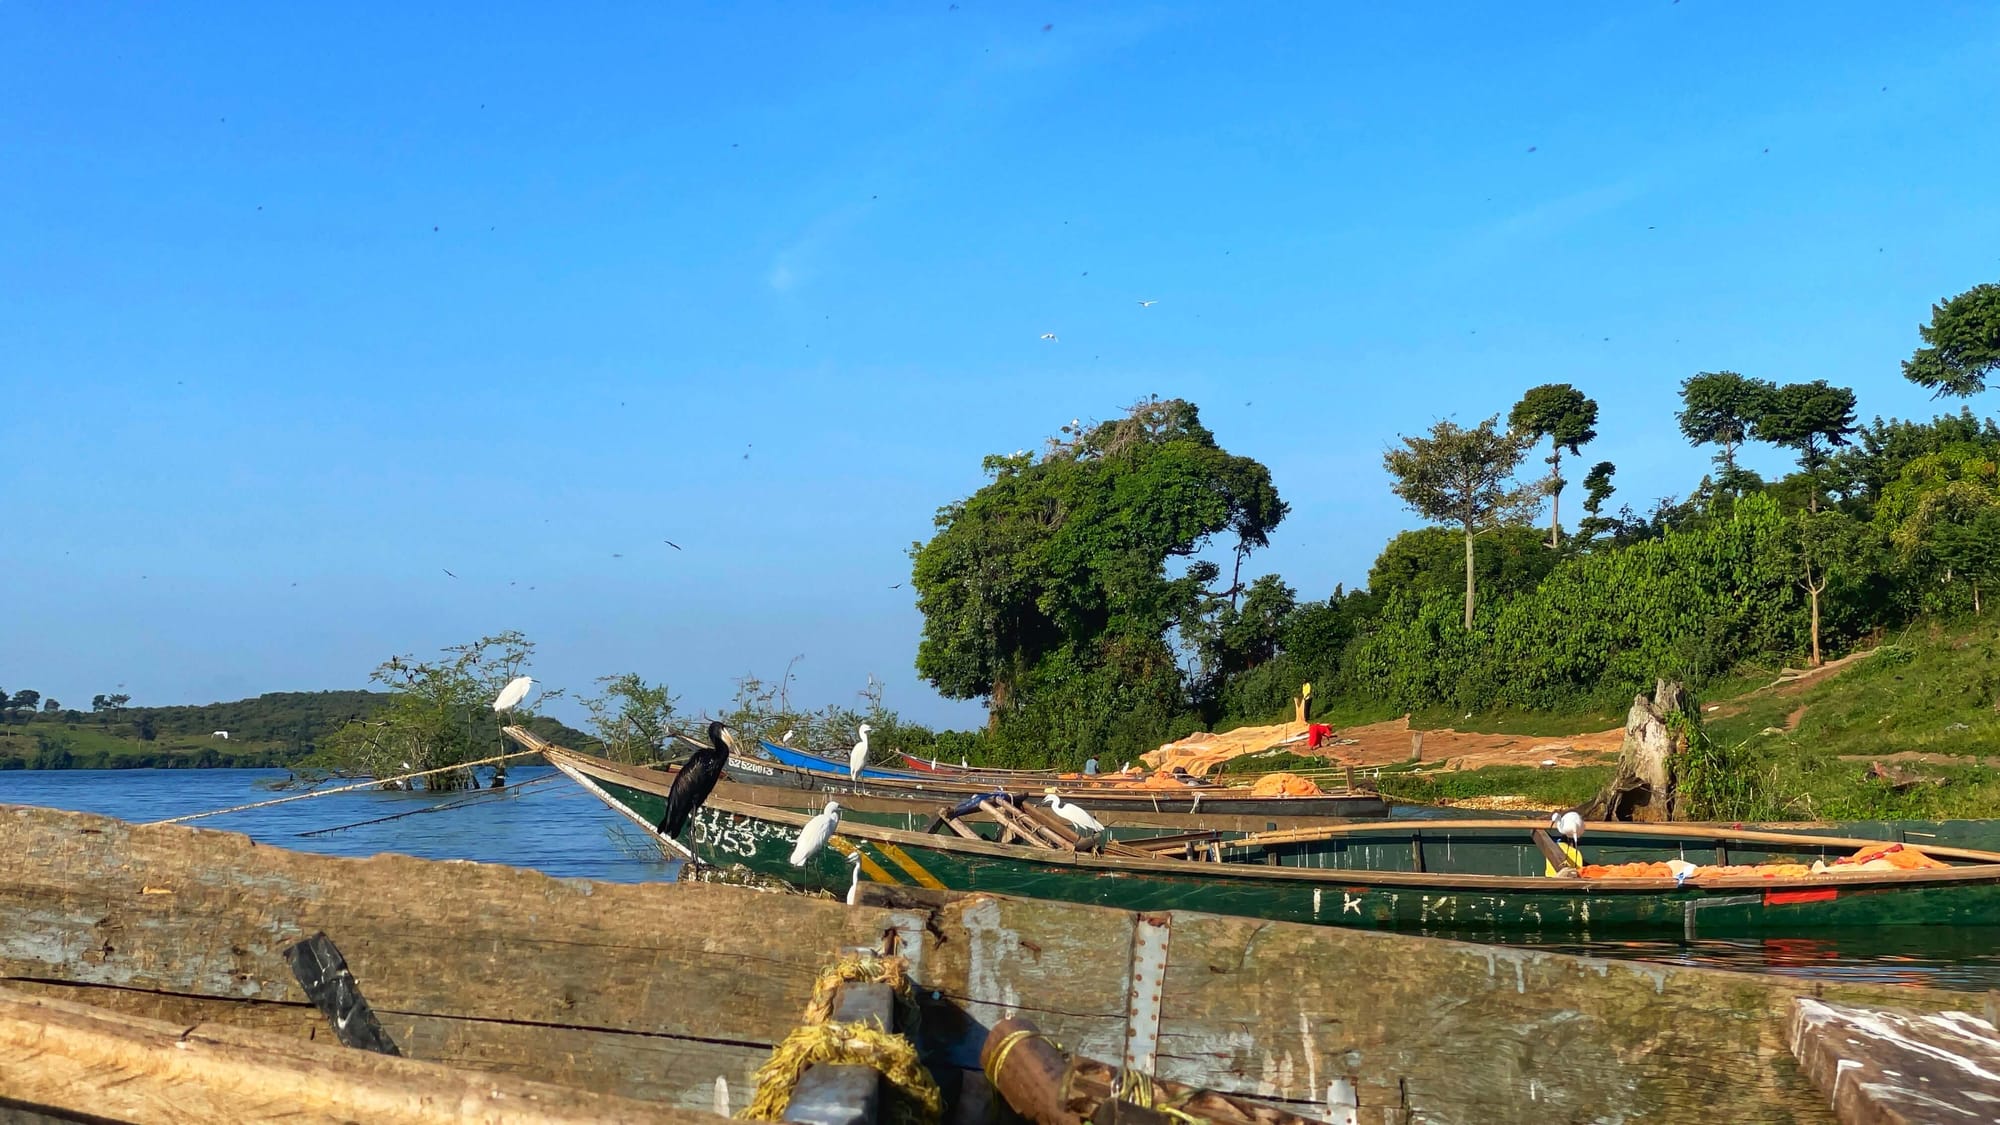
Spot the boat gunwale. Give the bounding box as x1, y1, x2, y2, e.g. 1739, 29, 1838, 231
526, 736, 2000, 896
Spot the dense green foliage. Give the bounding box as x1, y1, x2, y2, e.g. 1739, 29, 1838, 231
1904, 282, 2000, 399
910, 397, 1285, 765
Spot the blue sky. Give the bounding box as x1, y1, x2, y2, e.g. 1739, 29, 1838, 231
3, 3, 1998, 730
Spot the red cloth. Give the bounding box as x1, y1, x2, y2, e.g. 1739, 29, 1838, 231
1306, 723, 1334, 749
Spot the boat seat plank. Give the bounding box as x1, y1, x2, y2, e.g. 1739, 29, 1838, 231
1788, 998, 2000, 1124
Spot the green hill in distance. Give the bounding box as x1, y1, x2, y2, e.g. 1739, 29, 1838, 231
0, 690, 595, 770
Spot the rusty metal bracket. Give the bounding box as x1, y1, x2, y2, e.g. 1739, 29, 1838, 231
1121, 914, 1171, 1074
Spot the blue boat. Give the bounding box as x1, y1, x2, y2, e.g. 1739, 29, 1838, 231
753, 740, 929, 780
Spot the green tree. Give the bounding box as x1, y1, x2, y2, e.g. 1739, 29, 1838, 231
1878, 443, 2000, 614
1578, 461, 1617, 541
1382, 416, 1536, 629
580, 673, 680, 764
1508, 384, 1599, 547
911, 397, 1286, 748
318, 632, 548, 790
42, 698, 59, 714
1365, 525, 1558, 606
1677, 371, 1775, 487
9, 689, 39, 720
1753, 380, 1858, 511
1192, 574, 1297, 685
1904, 282, 2000, 398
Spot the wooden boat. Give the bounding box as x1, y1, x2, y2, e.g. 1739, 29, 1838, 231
892, 749, 1058, 778
538, 741, 2000, 939
2, 801, 1988, 1124
727, 739, 1390, 819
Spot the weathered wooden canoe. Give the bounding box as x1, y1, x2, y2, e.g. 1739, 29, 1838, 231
4, 798, 1992, 1124
543, 743, 2000, 939
728, 739, 1390, 819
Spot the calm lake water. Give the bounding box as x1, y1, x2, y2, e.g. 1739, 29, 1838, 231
6, 768, 1999, 990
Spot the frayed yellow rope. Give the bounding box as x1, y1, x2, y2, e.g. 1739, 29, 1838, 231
739, 1020, 942, 1125
1114, 1069, 1207, 1125
739, 954, 937, 1125
983, 1028, 1060, 1086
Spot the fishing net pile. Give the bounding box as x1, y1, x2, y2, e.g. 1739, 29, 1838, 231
1575, 841, 1949, 880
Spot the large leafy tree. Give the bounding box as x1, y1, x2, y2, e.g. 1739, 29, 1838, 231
1382, 416, 1536, 629
1677, 371, 1775, 488
911, 397, 1286, 738
319, 631, 549, 790
1508, 384, 1599, 547
1753, 380, 1858, 511
1904, 282, 2000, 398
1877, 444, 2000, 614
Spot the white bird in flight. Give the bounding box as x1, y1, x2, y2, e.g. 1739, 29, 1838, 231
1039, 333, 1058, 342
1042, 791, 1105, 834
848, 724, 872, 778
1137, 299, 1158, 307
789, 800, 842, 866
491, 676, 534, 714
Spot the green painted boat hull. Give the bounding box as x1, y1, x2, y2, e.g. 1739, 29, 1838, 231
586, 774, 2000, 940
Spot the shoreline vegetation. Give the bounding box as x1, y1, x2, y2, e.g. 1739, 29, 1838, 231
8, 283, 1998, 816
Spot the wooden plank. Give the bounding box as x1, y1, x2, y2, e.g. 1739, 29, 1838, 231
1788, 998, 2000, 1124
0, 804, 899, 1108
1529, 829, 1578, 874
0, 985, 713, 1124
916, 895, 1977, 1125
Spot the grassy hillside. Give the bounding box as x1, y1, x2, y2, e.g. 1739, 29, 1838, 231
1373, 614, 2000, 818
0, 691, 593, 770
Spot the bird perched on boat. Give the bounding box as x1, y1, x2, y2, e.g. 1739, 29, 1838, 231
491, 676, 534, 716
844, 850, 864, 906
790, 800, 842, 867
848, 724, 872, 778
1041, 791, 1105, 834
960, 756, 968, 769
658, 721, 742, 840
781, 729, 795, 745
1551, 809, 1584, 847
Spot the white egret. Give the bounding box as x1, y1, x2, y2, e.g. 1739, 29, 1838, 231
1551, 810, 1584, 847
492, 676, 534, 715
960, 756, 968, 769
848, 724, 872, 778
1137, 299, 1158, 308
1039, 333, 1059, 342
1041, 791, 1105, 834
789, 800, 842, 867
844, 851, 864, 906
713, 1077, 730, 1118
782, 728, 795, 745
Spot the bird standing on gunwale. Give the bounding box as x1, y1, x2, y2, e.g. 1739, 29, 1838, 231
1551, 809, 1584, 847
848, 724, 872, 778
658, 721, 740, 839
790, 800, 842, 866
1042, 791, 1105, 834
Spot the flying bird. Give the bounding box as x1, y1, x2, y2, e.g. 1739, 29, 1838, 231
1137, 299, 1158, 308
888, 583, 903, 589
1040, 333, 1059, 342
442, 569, 458, 579
1042, 792, 1105, 834
664, 540, 682, 551
789, 800, 842, 866
659, 721, 741, 839
491, 676, 534, 715
848, 724, 873, 778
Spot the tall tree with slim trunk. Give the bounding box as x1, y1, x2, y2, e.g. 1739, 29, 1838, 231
1677, 371, 1775, 489
1507, 384, 1599, 547
1753, 380, 1858, 512
1382, 416, 1536, 630
1904, 282, 2000, 399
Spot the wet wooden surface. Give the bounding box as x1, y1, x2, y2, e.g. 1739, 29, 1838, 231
1788, 997, 2000, 1124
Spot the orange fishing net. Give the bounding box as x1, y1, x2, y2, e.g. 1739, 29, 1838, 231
1576, 841, 1948, 880
1246, 772, 1325, 797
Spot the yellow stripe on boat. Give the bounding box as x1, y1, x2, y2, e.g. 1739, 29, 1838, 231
829, 838, 899, 885
872, 842, 946, 890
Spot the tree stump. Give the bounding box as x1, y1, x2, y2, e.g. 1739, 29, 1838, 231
1582, 678, 1693, 822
